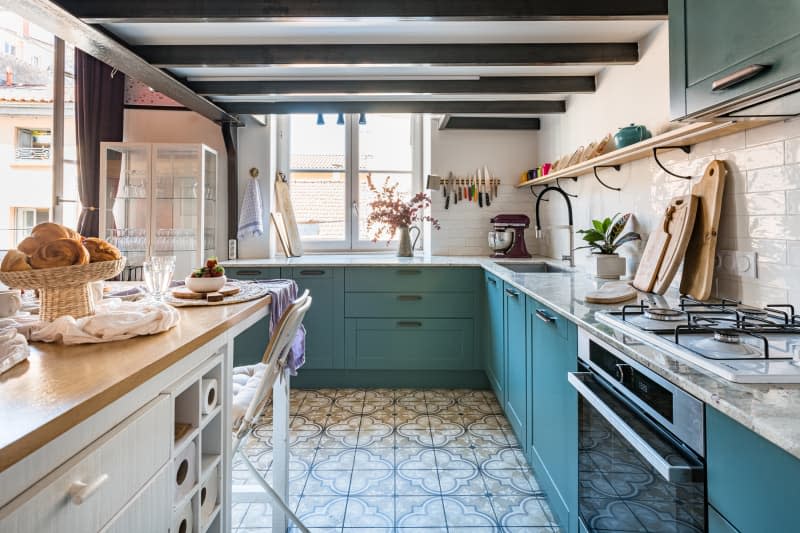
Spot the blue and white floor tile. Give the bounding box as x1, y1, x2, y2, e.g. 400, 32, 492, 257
232, 388, 560, 533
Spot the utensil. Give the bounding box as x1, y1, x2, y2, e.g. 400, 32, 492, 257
680, 160, 727, 300
614, 124, 652, 149
143, 255, 175, 301
653, 195, 698, 294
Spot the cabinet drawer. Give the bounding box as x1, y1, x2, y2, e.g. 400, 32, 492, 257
226, 267, 282, 280
345, 292, 475, 318
528, 298, 570, 340
100, 465, 171, 533
285, 267, 334, 280
345, 267, 477, 292
346, 318, 475, 370
0, 396, 171, 533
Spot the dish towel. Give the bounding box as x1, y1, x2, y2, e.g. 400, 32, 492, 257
237, 178, 264, 239
0, 326, 29, 374
0, 298, 180, 345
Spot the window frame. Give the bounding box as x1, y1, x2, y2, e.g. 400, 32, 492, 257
281, 113, 423, 253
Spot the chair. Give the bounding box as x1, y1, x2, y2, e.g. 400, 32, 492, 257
231, 290, 312, 533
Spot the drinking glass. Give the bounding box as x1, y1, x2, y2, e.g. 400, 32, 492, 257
143, 255, 175, 301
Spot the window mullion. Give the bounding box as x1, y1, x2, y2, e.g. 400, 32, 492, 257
51, 37, 65, 224
347, 113, 359, 249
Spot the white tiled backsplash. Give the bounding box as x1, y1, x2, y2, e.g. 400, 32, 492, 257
536, 117, 800, 308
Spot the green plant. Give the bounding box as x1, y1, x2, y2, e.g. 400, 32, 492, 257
576, 213, 640, 254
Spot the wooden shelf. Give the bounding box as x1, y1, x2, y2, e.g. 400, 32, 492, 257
516, 120, 772, 188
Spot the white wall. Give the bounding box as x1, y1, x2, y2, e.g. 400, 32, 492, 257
429, 119, 539, 255
235, 115, 272, 259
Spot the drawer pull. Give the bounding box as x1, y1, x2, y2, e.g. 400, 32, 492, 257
504, 288, 519, 298
397, 295, 423, 301
711, 64, 770, 92
487, 277, 497, 285
235, 269, 263, 276
299, 269, 325, 276
68, 474, 109, 505
397, 269, 422, 275
535, 309, 557, 324
396, 321, 423, 328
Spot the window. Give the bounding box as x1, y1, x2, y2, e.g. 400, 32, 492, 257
12, 207, 48, 245
286, 113, 421, 251
15, 127, 51, 160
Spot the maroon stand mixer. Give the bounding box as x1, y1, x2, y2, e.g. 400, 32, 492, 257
489, 214, 532, 258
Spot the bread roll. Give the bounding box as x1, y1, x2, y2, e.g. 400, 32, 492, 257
30, 238, 90, 269
1, 250, 31, 272
18, 222, 81, 254
82, 237, 122, 262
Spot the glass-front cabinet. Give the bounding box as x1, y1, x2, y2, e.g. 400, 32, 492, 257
99, 143, 218, 279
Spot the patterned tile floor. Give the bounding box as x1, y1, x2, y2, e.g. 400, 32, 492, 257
233, 388, 560, 532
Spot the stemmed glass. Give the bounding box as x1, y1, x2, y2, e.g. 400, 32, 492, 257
143, 255, 175, 301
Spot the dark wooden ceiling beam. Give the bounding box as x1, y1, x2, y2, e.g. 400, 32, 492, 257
54, 0, 668, 22
190, 76, 596, 96
139, 43, 638, 68
218, 100, 566, 115
439, 116, 541, 130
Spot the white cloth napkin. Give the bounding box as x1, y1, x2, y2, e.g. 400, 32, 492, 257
237, 178, 264, 239
0, 326, 29, 374
0, 298, 180, 345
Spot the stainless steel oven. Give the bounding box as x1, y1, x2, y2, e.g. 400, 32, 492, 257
570, 330, 706, 533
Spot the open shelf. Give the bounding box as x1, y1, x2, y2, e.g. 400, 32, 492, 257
516, 120, 772, 188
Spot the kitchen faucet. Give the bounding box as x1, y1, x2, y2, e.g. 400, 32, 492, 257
535, 185, 575, 268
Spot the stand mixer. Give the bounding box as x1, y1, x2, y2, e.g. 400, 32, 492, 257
488, 214, 532, 258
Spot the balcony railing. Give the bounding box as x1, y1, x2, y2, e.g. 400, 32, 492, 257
15, 147, 51, 161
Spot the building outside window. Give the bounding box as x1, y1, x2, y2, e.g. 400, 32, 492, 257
15, 126, 51, 160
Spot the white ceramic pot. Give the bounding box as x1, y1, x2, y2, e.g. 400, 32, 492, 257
185, 275, 227, 293
587, 254, 626, 279
0, 289, 21, 317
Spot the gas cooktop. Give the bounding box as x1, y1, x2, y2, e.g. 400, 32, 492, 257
597, 296, 800, 383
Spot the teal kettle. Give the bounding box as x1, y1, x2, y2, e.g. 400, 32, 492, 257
614, 124, 651, 149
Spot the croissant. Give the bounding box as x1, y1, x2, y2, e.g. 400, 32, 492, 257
1, 250, 31, 272
18, 222, 81, 254
82, 237, 122, 262
29, 238, 90, 269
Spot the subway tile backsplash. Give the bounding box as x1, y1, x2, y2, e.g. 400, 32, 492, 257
536, 116, 800, 308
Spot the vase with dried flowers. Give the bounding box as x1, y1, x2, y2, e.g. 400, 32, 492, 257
366, 174, 440, 257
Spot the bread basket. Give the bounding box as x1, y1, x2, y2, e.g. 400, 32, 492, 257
0, 258, 126, 321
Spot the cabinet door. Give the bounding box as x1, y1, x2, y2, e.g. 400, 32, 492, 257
285, 267, 345, 369
227, 267, 281, 366
530, 302, 578, 533
483, 272, 505, 404
503, 283, 527, 448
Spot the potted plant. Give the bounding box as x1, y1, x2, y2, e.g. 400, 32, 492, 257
576, 213, 640, 279
366, 175, 440, 257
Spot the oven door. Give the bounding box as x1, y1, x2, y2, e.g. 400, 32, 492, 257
569, 370, 706, 533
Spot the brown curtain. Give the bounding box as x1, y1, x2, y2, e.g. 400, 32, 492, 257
75, 49, 125, 237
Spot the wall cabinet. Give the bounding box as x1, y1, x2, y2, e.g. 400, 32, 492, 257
706, 406, 800, 533
503, 282, 527, 447
670, 0, 800, 119
483, 271, 505, 403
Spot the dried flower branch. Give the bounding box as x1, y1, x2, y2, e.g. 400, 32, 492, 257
365, 174, 440, 243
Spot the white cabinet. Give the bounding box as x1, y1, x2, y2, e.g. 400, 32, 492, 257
99, 143, 218, 279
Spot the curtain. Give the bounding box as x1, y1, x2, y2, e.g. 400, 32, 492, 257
75, 49, 125, 237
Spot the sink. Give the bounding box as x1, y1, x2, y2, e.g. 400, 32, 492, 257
495, 262, 570, 274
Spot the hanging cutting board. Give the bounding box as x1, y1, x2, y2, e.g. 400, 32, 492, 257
653, 195, 698, 294
680, 160, 727, 300
271, 212, 291, 257
585, 283, 638, 304
274, 172, 304, 257
632, 207, 672, 292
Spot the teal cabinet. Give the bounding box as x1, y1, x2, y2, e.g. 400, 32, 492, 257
707, 406, 800, 533
483, 271, 505, 403
227, 267, 282, 366
285, 267, 345, 370
346, 267, 477, 292
670, 0, 800, 118
345, 291, 475, 318
529, 299, 578, 533
503, 283, 527, 447
709, 507, 740, 533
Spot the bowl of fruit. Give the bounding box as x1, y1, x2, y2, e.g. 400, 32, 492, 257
185, 257, 226, 293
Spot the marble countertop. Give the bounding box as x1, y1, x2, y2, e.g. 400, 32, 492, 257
225, 253, 800, 459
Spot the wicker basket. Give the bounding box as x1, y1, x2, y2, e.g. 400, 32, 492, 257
0, 258, 126, 321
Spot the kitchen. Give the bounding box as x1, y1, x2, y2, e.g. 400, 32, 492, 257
0, 1, 799, 533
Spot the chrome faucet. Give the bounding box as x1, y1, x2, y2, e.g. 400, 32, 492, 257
535, 186, 575, 268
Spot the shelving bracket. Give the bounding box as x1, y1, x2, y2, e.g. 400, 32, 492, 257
592, 165, 622, 191
529, 184, 549, 201
653, 146, 693, 180
556, 177, 578, 198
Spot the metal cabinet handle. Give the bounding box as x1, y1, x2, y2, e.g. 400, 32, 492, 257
396, 321, 423, 328
568, 372, 704, 483
535, 309, 556, 323
235, 269, 263, 276
299, 269, 325, 276
711, 64, 770, 92
486, 277, 497, 285
397, 269, 422, 275
504, 288, 519, 298
68, 473, 109, 505
397, 295, 423, 301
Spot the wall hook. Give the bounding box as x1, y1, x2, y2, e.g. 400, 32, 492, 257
653, 146, 693, 180
593, 165, 622, 191
555, 177, 578, 198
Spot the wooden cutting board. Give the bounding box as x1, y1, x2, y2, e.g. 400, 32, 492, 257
680, 160, 727, 300
171, 284, 241, 300
632, 206, 672, 292
585, 283, 638, 304
653, 195, 698, 294
274, 173, 304, 257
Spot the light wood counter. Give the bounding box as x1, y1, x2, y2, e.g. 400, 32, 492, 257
0, 296, 270, 473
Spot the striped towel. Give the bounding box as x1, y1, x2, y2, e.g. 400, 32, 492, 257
237, 178, 264, 239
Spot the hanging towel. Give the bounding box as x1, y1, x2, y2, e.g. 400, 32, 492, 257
237, 178, 264, 239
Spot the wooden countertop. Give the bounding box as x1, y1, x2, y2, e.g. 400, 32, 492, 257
0, 295, 270, 473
